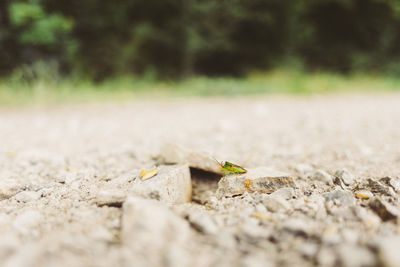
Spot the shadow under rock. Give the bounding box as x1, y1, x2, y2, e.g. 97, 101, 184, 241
190, 168, 221, 204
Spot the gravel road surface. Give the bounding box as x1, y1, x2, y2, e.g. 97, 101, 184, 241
1, 94, 400, 267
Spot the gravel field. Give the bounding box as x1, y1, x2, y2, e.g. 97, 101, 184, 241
1, 93, 400, 267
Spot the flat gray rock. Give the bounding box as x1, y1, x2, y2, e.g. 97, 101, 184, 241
216, 167, 295, 198
130, 164, 192, 204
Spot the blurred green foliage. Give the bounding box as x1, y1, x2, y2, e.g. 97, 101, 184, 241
1, 0, 400, 80
1, 69, 400, 106
10, 2, 73, 45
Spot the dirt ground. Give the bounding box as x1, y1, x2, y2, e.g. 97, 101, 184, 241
1, 93, 400, 267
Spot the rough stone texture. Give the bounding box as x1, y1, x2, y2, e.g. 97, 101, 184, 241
1, 95, 400, 266
122, 196, 192, 265
217, 167, 294, 198
130, 164, 192, 204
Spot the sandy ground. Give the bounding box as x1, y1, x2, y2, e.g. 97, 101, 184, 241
0, 93, 400, 266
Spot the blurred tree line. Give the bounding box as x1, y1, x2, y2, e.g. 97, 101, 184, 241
1, 0, 400, 80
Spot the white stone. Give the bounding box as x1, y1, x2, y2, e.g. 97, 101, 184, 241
335, 169, 355, 186
130, 164, 192, 204
322, 189, 355, 206
312, 170, 333, 185
95, 189, 126, 207
15, 191, 41, 202
294, 164, 313, 177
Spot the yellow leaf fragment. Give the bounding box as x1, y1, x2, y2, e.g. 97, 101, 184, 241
356, 193, 370, 199
355, 193, 371, 199
141, 169, 160, 180
66, 166, 78, 171
251, 213, 274, 221
355, 190, 373, 199
140, 169, 148, 176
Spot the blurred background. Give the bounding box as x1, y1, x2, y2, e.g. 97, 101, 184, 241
1, 0, 400, 104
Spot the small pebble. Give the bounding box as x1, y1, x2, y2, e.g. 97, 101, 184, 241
15, 191, 41, 203
312, 170, 333, 185
322, 189, 355, 206
335, 169, 355, 186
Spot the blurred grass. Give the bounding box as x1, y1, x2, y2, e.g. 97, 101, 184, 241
1, 69, 400, 106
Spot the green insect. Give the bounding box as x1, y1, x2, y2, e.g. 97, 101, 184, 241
213, 158, 247, 175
